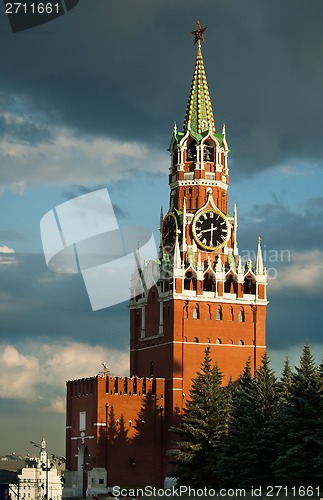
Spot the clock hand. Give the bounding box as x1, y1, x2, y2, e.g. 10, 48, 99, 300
200, 226, 218, 234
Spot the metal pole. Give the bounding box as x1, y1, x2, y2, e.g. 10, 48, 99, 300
46, 462, 49, 500
105, 403, 109, 487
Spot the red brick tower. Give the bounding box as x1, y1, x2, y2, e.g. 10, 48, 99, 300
64, 24, 268, 494
130, 23, 268, 427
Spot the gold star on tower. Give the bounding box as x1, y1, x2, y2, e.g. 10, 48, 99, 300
191, 21, 207, 44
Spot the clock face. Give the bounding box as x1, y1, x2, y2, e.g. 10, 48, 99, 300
161, 212, 177, 252
192, 209, 229, 250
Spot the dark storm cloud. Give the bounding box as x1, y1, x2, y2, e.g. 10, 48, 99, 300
267, 293, 323, 351
2, 0, 323, 174
0, 253, 129, 348
237, 196, 323, 254
233, 193, 323, 350
63, 184, 107, 199
306, 197, 323, 214
63, 184, 127, 218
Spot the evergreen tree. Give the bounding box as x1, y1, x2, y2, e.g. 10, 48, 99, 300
311, 361, 323, 483
279, 357, 293, 402
273, 342, 323, 485
220, 354, 279, 487
248, 352, 279, 486
218, 360, 255, 487
171, 346, 230, 487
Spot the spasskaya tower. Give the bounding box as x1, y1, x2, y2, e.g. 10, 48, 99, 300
129, 21, 267, 417
65, 23, 269, 492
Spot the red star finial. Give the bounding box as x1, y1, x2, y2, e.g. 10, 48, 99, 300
191, 21, 207, 44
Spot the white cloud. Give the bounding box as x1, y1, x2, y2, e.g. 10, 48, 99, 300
268, 164, 316, 177
0, 345, 40, 400
47, 398, 65, 414
0, 342, 129, 409
0, 245, 15, 253
269, 249, 323, 292
0, 108, 168, 193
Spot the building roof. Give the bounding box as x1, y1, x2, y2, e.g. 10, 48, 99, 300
182, 40, 216, 137
0, 470, 19, 484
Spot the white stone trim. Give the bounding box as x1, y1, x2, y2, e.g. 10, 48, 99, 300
171, 179, 228, 191
131, 341, 266, 352
71, 435, 95, 440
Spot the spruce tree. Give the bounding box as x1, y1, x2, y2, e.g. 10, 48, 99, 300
171, 346, 230, 487
311, 361, 323, 483
274, 342, 323, 485
218, 360, 255, 487
279, 357, 293, 403
248, 352, 279, 486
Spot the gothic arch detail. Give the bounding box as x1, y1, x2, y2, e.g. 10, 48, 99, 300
238, 307, 245, 323
224, 273, 238, 293
184, 269, 197, 291
193, 304, 200, 319
216, 306, 222, 321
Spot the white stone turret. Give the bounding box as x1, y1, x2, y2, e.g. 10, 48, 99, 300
256, 235, 264, 275
173, 231, 182, 269
40, 434, 47, 467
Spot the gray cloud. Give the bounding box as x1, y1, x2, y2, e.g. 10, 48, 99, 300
62, 185, 127, 218
0, 253, 129, 348
1, 1, 323, 175
238, 196, 323, 253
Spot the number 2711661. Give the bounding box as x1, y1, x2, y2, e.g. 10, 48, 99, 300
5, 3, 60, 14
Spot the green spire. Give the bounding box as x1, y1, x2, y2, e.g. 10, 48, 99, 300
183, 39, 215, 136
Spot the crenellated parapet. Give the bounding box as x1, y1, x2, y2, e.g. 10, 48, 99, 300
67, 375, 165, 399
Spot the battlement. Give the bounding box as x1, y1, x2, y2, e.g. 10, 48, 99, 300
66, 377, 95, 397
103, 375, 163, 397
66, 375, 165, 399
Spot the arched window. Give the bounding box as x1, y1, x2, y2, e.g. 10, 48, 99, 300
244, 275, 256, 294
193, 337, 199, 343
207, 304, 211, 320
216, 338, 222, 344
239, 339, 245, 346
216, 306, 222, 321
184, 271, 197, 291
173, 149, 179, 170
193, 304, 200, 319
225, 274, 238, 293
238, 307, 245, 323
203, 272, 216, 292
203, 141, 215, 162
187, 140, 197, 162
230, 306, 234, 321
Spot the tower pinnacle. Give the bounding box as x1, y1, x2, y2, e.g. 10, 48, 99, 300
183, 23, 215, 136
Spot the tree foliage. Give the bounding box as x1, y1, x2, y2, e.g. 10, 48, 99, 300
171, 346, 230, 487
172, 342, 323, 488
273, 343, 323, 485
